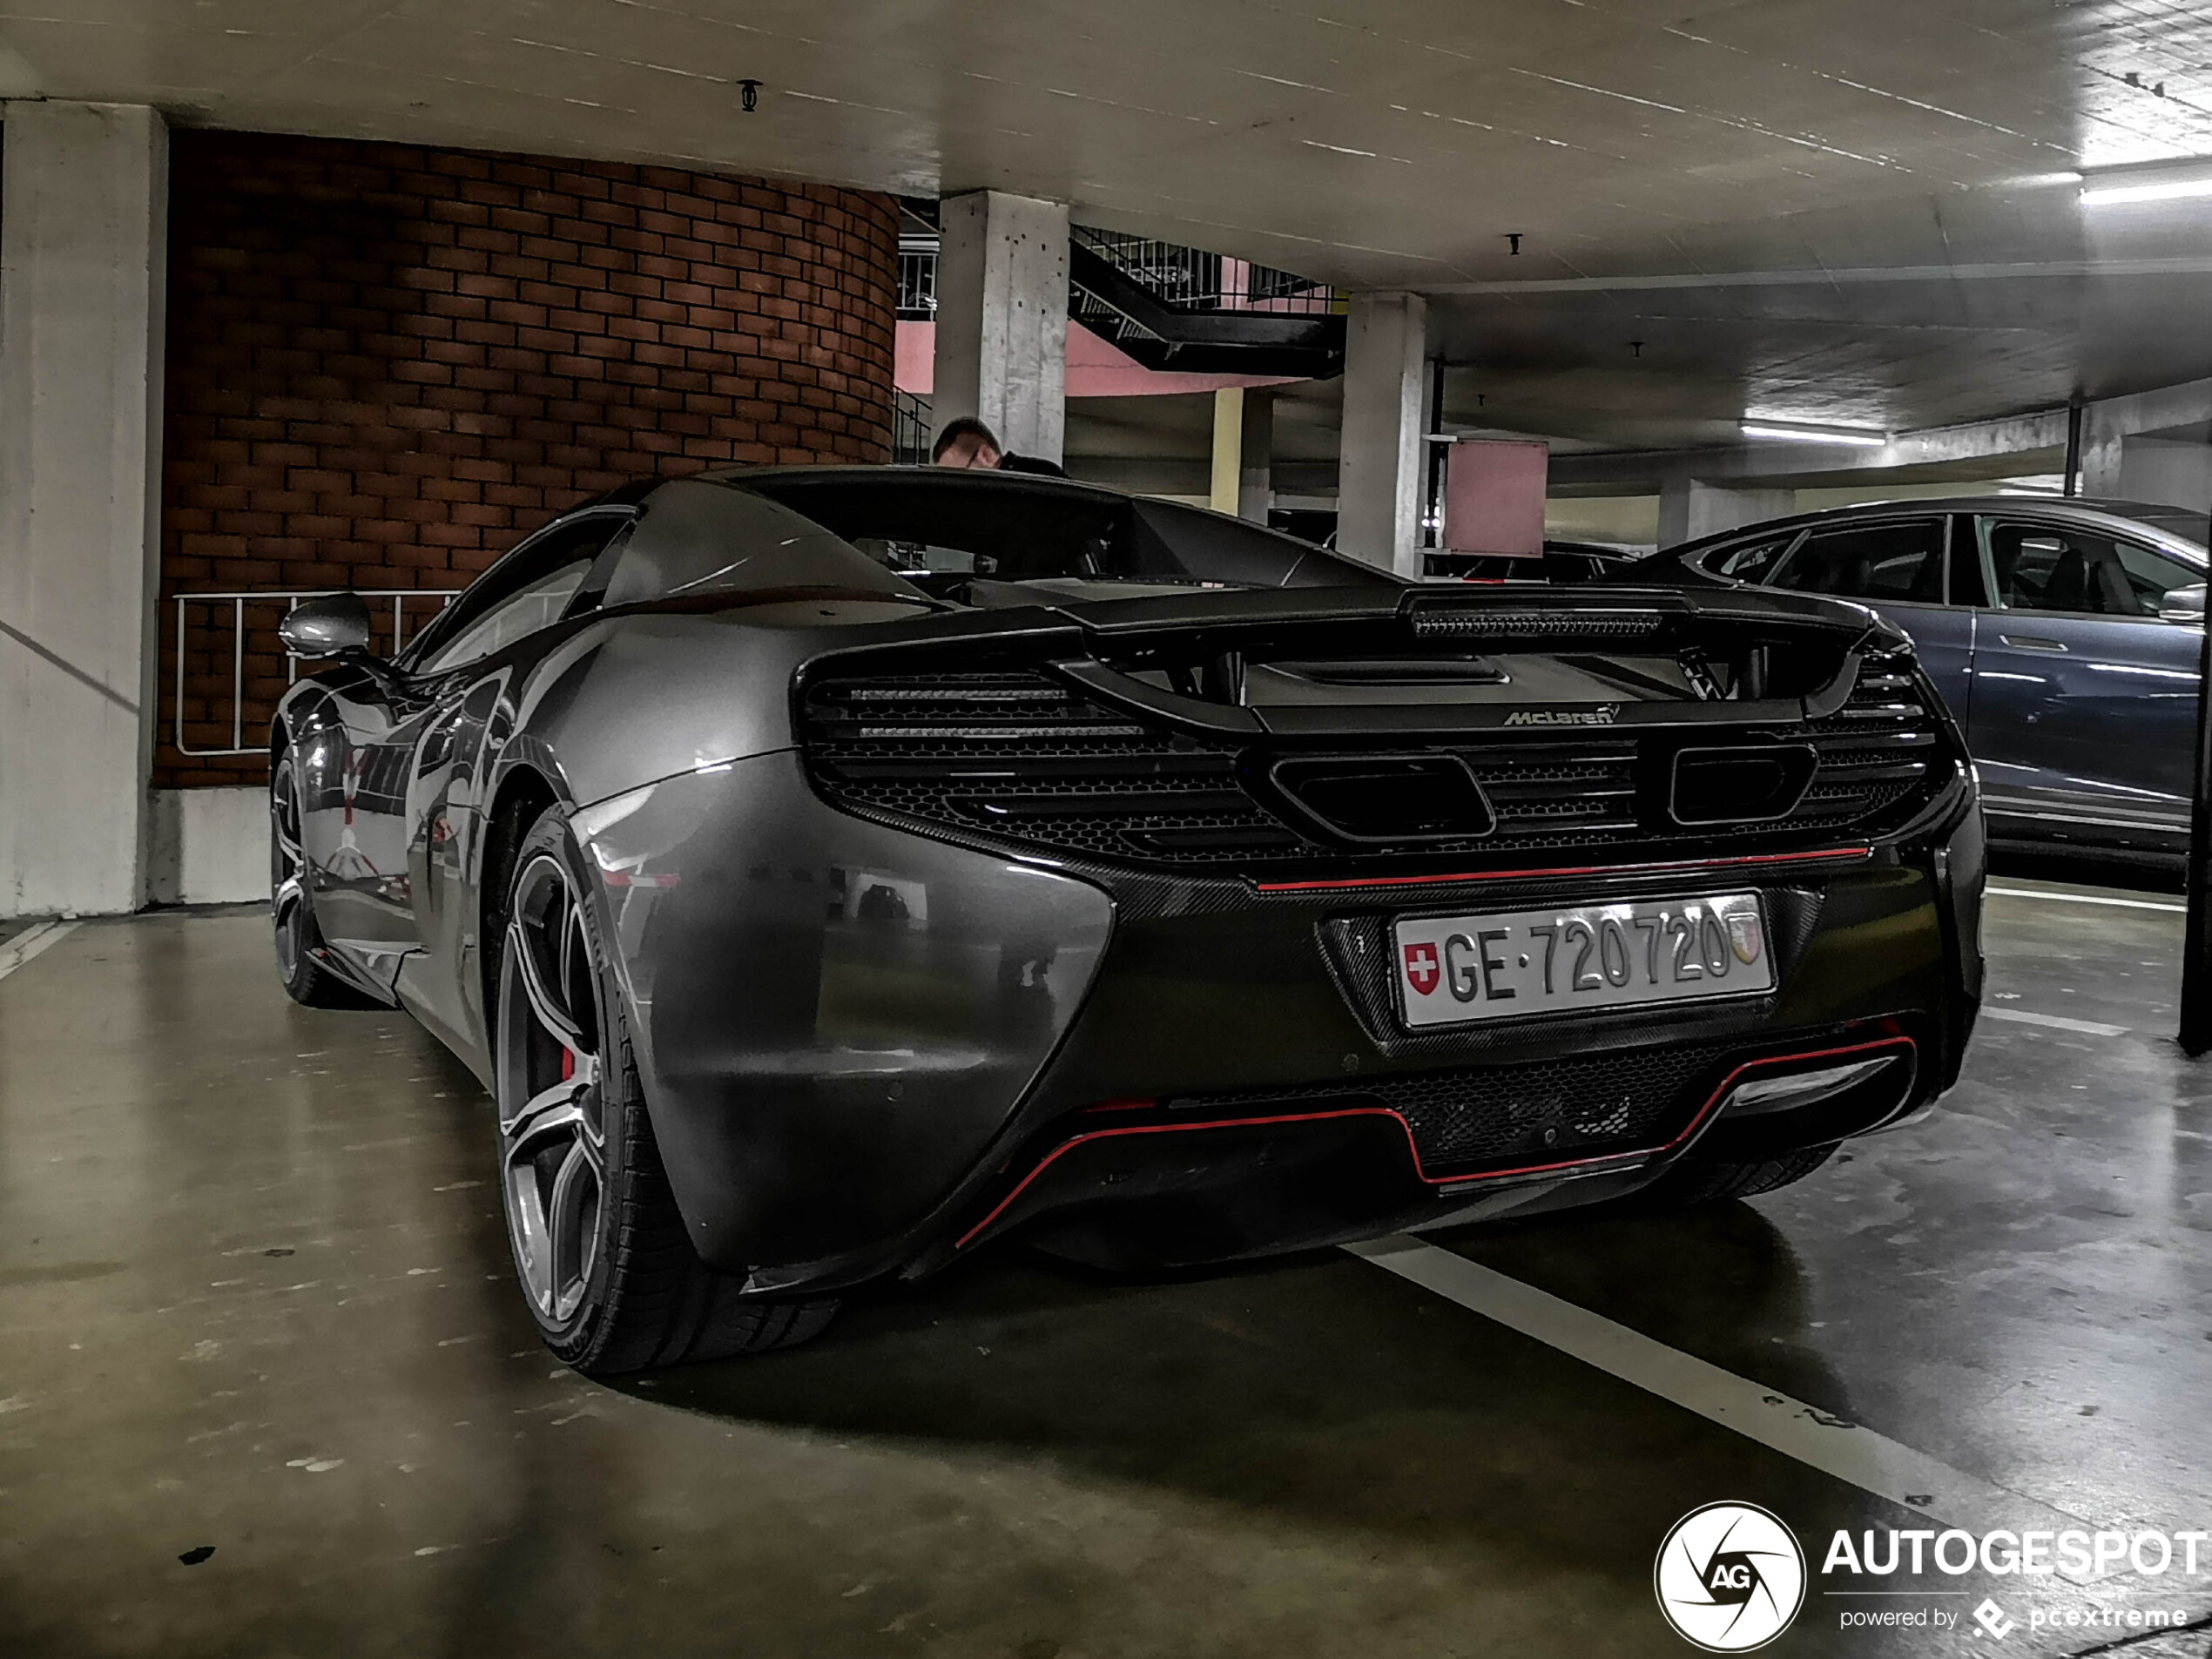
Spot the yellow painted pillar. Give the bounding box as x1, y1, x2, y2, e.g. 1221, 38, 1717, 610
1210, 386, 1244, 514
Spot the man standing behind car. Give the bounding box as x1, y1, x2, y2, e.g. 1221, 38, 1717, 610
930, 415, 1067, 477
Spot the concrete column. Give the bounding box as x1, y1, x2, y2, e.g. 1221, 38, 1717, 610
1238, 388, 1274, 523
1656, 478, 1796, 549
0, 102, 168, 919
1208, 387, 1243, 514
2107, 435, 2212, 514
930, 190, 1069, 466
2078, 404, 2128, 500
1337, 292, 1427, 576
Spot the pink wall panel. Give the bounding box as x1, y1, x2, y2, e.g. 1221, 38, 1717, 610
1443, 439, 1549, 556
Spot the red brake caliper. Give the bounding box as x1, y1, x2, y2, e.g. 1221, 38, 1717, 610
561, 1049, 575, 1082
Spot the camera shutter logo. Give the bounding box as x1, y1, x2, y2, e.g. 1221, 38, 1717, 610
1654, 1502, 1806, 1651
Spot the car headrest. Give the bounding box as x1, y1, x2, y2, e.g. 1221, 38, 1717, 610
2042, 547, 2090, 611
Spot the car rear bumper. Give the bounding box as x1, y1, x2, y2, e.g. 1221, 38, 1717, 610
914, 789, 1979, 1278
575, 753, 1982, 1294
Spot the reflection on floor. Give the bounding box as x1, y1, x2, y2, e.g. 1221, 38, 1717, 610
0, 884, 2208, 1658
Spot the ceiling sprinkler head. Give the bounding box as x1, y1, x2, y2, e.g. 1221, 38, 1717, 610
1506, 232, 1523, 256
739, 79, 762, 113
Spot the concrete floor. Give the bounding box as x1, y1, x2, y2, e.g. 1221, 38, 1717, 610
2, 881, 2209, 1658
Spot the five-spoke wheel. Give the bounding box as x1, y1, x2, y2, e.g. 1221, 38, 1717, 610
496, 850, 607, 1325
272, 754, 307, 981
489, 806, 840, 1372
269, 747, 371, 1008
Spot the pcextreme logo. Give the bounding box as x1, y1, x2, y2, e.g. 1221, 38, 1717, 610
1973, 1599, 2018, 1640
1655, 1502, 1809, 1651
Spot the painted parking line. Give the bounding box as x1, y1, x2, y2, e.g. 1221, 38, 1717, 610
0, 921, 78, 985
1344, 1236, 2105, 1562
1981, 1007, 2131, 1038
1986, 886, 2186, 914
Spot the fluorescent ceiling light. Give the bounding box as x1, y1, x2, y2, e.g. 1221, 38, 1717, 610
1740, 421, 1888, 448
2080, 158, 2212, 206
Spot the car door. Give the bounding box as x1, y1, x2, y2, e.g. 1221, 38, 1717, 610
1760, 515, 1976, 720
1965, 515, 2204, 836
325, 512, 629, 1003
298, 671, 422, 988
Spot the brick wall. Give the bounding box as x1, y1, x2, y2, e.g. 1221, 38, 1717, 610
158, 131, 900, 787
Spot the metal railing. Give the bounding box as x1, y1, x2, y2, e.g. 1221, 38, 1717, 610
171, 589, 459, 757
897, 230, 1339, 321
897, 236, 938, 319
1069, 283, 1162, 343
1069, 227, 1340, 314
894, 390, 934, 465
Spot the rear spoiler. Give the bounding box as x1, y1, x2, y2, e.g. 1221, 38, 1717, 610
1047, 585, 1891, 742
1062, 582, 1880, 644
793, 583, 1900, 743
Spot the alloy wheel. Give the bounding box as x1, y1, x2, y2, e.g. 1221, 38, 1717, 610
271, 759, 307, 979
496, 852, 606, 1325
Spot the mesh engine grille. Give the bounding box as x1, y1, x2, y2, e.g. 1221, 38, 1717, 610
1410, 609, 1663, 640
1170, 1037, 1740, 1174
799, 649, 1942, 872
1798, 652, 1938, 826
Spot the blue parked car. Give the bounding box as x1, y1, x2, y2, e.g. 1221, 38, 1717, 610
1636, 497, 2210, 857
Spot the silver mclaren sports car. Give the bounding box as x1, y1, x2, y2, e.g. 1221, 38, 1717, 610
269, 466, 1984, 1373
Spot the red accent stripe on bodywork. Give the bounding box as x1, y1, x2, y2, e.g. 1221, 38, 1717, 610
954, 1035, 1914, 1251
1250, 845, 1872, 894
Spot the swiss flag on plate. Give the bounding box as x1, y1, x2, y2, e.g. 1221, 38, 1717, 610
1403, 941, 1440, 996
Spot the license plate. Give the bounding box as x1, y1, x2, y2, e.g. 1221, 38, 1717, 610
1393, 892, 1772, 1029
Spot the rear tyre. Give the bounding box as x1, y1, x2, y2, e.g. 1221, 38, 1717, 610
493, 807, 840, 1374
271, 750, 380, 1010
1641, 1144, 1838, 1209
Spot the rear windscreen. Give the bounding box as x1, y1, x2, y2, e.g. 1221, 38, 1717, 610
599, 478, 925, 607
734, 473, 1394, 591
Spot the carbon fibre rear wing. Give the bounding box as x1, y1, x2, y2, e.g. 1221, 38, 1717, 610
1038, 584, 1897, 742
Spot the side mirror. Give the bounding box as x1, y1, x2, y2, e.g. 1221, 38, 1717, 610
278, 592, 373, 660
2158, 583, 2209, 626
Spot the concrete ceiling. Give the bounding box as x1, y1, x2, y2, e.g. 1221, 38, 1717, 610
9, 1, 2212, 451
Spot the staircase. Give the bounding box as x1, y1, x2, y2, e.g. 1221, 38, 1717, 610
897, 208, 1345, 380
1067, 227, 1345, 377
